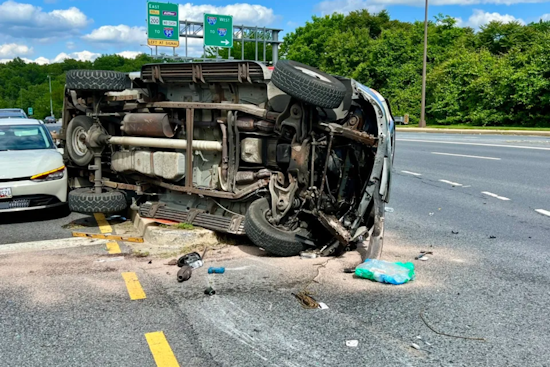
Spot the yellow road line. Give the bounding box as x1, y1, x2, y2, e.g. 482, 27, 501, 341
72, 232, 144, 243
145, 332, 180, 367
121, 272, 146, 300
106, 241, 121, 254
93, 213, 113, 234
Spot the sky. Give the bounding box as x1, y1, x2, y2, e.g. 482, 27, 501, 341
0, 0, 549, 64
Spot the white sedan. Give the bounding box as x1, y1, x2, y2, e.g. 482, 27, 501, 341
0, 118, 67, 212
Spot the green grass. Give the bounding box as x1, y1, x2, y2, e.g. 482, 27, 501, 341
174, 222, 194, 230
398, 124, 550, 131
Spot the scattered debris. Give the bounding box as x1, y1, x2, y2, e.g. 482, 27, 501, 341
318, 302, 329, 309
452, 231, 459, 234
385, 207, 394, 213
346, 340, 359, 347
148, 260, 152, 264
105, 215, 127, 222
177, 266, 193, 282
204, 287, 216, 296
429, 212, 434, 216
415, 251, 433, 260
420, 308, 486, 341
133, 250, 150, 257
416, 336, 422, 340
177, 252, 204, 269
300, 251, 318, 259
208, 267, 225, 274
292, 291, 319, 309
355, 259, 415, 285
343, 267, 355, 274
95, 256, 124, 263
419, 256, 429, 261
411, 343, 421, 350
165, 259, 178, 266
489, 236, 496, 239
425, 341, 432, 346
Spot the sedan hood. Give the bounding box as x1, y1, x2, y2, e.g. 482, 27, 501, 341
0, 149, 63, 180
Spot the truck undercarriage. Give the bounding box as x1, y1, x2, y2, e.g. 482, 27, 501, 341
60, 60, 394, 257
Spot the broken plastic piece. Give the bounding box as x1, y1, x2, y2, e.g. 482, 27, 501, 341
355, 259, 415, 285
177, 252, 203, 269
300, 252, 318, 259
385, 207, 394, 213
318, 302, 329, 309
208, 267, 225, 274
204, 287, 216, 296
177, 266, 192, 282
411, 343, 421, 350
346, 340, 359, 347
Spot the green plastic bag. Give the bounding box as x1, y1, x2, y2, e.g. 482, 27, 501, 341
355, 259, 415, 285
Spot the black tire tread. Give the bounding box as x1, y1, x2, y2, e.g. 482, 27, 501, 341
68, 189, 127, 214
66, 70, 127, 91
244, 198, 307, 257
271, 60, 346, 109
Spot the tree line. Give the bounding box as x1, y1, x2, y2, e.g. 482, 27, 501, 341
1, 11, 549, 126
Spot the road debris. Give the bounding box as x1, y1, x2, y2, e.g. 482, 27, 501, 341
385, 207, 394, 213
343, 267, 355, 273
346, 340, 359, 347
415, 251, 433, 260
177, 266, 192, 282
411, 343, 421, 350
105, 215, 127, 222
318, 302, 329, 309
95, 256, 124, 263
208, 267, 225, 274
300, 251, 318, 259
204, 287, 216, 296
420, 308, 486, 341
452, 231, 459, 234
177, 251, 203, 269
292, 291, 319, 309
355, 259, 415, 285
165, 259, 178, 266
419, 256, 429, 261
429, 212, 434, 216
489, 236, 496, 239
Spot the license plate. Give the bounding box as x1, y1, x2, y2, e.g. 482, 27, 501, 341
0, 187, 12, 199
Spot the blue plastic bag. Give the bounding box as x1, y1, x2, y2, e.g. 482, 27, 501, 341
355, 259, 415, 285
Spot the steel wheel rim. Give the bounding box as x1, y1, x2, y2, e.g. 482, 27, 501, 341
72, 126, 88, 157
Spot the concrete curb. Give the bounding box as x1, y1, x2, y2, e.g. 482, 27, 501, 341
396, 127, 550, 137
0, 237, 108, 254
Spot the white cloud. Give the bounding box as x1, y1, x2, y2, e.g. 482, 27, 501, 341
82, 25, 146, 44
178, 3, 276, 24
0, 43, 32, 58
541, 14, 550, 21
52, 50, 101, 63
33, 56, 50, 65
66, 41, 76, 50
0, 1, 91, 39
466, 9, 525, 28
315, 0, 550, 14
117, 51, 143, 59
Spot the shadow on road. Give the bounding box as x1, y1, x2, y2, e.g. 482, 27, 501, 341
0, 204, 71, 224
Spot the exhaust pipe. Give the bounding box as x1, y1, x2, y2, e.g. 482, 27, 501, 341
108, 136, 222, 151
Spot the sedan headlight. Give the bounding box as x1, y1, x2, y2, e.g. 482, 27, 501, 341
31, 166, 65, 181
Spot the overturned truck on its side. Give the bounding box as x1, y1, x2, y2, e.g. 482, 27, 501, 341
60, 60, 395, 257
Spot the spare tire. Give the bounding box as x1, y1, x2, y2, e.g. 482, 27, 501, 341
68, 188, 127, 214
66, 70, 128, 91
66, 115, 93, 166
271, 60, 347, 109
244, 197, 308, 257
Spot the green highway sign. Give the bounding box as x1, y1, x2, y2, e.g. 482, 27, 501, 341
27, 107, 33, 116
204, 13, 233, 48
147, 2, 179, 47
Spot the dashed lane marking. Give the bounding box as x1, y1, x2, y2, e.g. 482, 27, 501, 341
145, 331, 181, 367
431, 152, 501, 160
482, 191, 511, 201
439, 179, 464, 186
93, 213, 113, 234
535, 209, 550, 217
106, 241, 121, 254
121, 272, 146, 300
401, 170, 422, 176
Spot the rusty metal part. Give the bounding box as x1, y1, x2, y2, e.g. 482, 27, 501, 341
318, 122, 377, 146
292, 291, 319, 309
101, 179, 149, 194
218, 120, 229, 181
177, 266, 193, 282
289, 139, 310, 186
123, 102, 279, 121
268, 174, 298, 224
317, 133, 334, 207
235, 169, 271, 184
134, 174, 269, 200
139, 202, 246, 235
317, 211, 352, 244
185, 108, 194, 188
235, 116, 275, 132
121, 113, 176, 137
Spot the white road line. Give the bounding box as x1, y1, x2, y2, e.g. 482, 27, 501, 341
397, 138, 550, 151
401, 170, 422, 176
535, 209, 550, 217
439, 179, 463, 186
431, 152, 501, 160
482, 191, 511, 201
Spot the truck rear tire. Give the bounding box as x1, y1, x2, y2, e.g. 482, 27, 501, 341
66, 70, 128, 91
68, 188, 127, 214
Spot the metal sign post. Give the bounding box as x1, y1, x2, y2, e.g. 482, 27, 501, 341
147, 1, 179, 48
204, 14, 233, 48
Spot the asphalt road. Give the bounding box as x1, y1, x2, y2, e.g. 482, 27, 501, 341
0, 132, 549, 366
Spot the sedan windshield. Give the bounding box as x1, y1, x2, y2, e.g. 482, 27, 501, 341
0, 125, 53, 151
